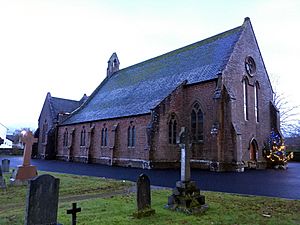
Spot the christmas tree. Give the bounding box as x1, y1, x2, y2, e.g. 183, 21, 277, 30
264, 130, 293, 169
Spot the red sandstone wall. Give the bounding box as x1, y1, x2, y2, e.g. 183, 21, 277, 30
222, 20, 274, 163
57, 114, 152, 167
151, 81, 217, 167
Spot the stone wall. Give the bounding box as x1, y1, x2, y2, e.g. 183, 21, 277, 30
57, 114, 152, 168
150, 81, 217, 169
222, 18, 274, 167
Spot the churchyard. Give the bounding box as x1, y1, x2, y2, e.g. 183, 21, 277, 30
0, 130, 299, 224
0, 169, 299, 224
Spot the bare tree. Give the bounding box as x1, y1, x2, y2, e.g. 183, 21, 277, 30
271, 74, 300, 136
273, 91, 299, 136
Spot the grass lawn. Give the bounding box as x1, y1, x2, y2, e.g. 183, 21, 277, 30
1, 171, 300, 225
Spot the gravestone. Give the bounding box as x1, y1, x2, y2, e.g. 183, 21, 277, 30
25, 174, 60, 225
67, 202, 81, 225
2, 159, 10, 172
133, 174, 155, 218
10, 131, 38, 184
165, 127, 208, 214
0, 166, 7, 190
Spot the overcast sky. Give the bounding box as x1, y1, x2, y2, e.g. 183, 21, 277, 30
0, 0, 299, 132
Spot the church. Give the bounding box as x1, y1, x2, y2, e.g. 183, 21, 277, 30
37, 92, 87, 159
43, 18, 279, 172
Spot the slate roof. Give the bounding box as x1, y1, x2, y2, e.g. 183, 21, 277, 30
6, 134, 16, 142
50, 97, 81, 116
63, 24, 244, 125
45, 95, 82, 122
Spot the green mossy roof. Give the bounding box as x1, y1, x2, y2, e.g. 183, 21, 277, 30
63, 25, 243, 125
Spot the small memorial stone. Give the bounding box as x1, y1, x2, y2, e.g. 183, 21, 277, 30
67, 202, 81, 225
133, 174, 155, 218
2, 159, 10, 173
0, 167, 7, 190
25, 174, 60, 225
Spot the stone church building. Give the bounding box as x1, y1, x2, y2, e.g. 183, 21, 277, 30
37, 92, 87, 159
41, 18, 279, 172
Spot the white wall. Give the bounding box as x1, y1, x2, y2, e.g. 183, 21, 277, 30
0, 123, 12, 148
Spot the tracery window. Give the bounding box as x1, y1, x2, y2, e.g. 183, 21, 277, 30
63, 128, 68, 147
80, 126, 86, 146
168, 114, 177, 144
101, 125, 108, 147
243, 78, 249, 121
254, 82, 260, 122
41, 120, 48, 143
191, 102, 204, 142
128, 123, 136, 147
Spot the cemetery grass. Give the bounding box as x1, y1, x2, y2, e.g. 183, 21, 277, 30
57, 191, 300, 225
1, 174, 300, 225
0, 171, 132, 225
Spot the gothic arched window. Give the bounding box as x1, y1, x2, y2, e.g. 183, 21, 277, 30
101, 125, 108, 147
41, 120, 48, 143
128, 123, 136, 147
63, 128, 68, 147
80, 126, 86, 146
168, 114, 177, 144
243, 78, 249, 121
254, 82, 260, 122
191, 102, 204, 142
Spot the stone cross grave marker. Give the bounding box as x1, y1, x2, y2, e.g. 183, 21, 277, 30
177, 127, 191, 182
11, 131, 38, 182
25, 174, 60, 225
2, 159, 10, 172
0, 166, 7, 190
21, 130, 38, 167
133, 173, 155, 218
67, 202, 81, 225
166, 126, 207, 214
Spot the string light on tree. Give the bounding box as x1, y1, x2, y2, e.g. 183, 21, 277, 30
264, 130, 293, 169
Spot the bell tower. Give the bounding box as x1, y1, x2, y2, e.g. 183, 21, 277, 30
107, 52, 120, 77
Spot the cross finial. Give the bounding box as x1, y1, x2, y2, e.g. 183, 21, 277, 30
67, 202, 81, 225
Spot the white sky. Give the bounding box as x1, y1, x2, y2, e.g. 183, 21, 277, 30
0, 0, 299, 131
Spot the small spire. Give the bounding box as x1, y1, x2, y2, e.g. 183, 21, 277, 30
244, 17, 250, 22
79, 94, 88, 104
107, 52, 120, 77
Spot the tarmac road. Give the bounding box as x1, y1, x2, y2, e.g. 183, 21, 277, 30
1, 156, 300, 200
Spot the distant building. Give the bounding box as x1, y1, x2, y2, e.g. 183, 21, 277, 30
37, 92, 87, 159
40, 18, 280, 172
6, 134, 21, 149
0, 123, 12, 148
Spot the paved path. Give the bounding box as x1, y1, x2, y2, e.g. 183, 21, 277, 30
2, 156, 300, 200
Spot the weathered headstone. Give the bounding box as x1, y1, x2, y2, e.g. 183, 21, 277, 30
10, 131, 38, 184
133, 174, 155, 218
166, 127, 208, 214
2, 159, 10, 173
67, 202, 81, 225
0, 166, 7, 190
25, 174, 60, 225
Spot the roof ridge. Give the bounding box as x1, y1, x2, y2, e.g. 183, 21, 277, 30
62, 77, 110, 124
47, 95, 56, 120
61, 22, 244, 125
114, 25, 242, 75
51, 96, 79, 102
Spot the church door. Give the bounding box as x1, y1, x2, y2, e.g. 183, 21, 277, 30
249, 139, 258, 161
